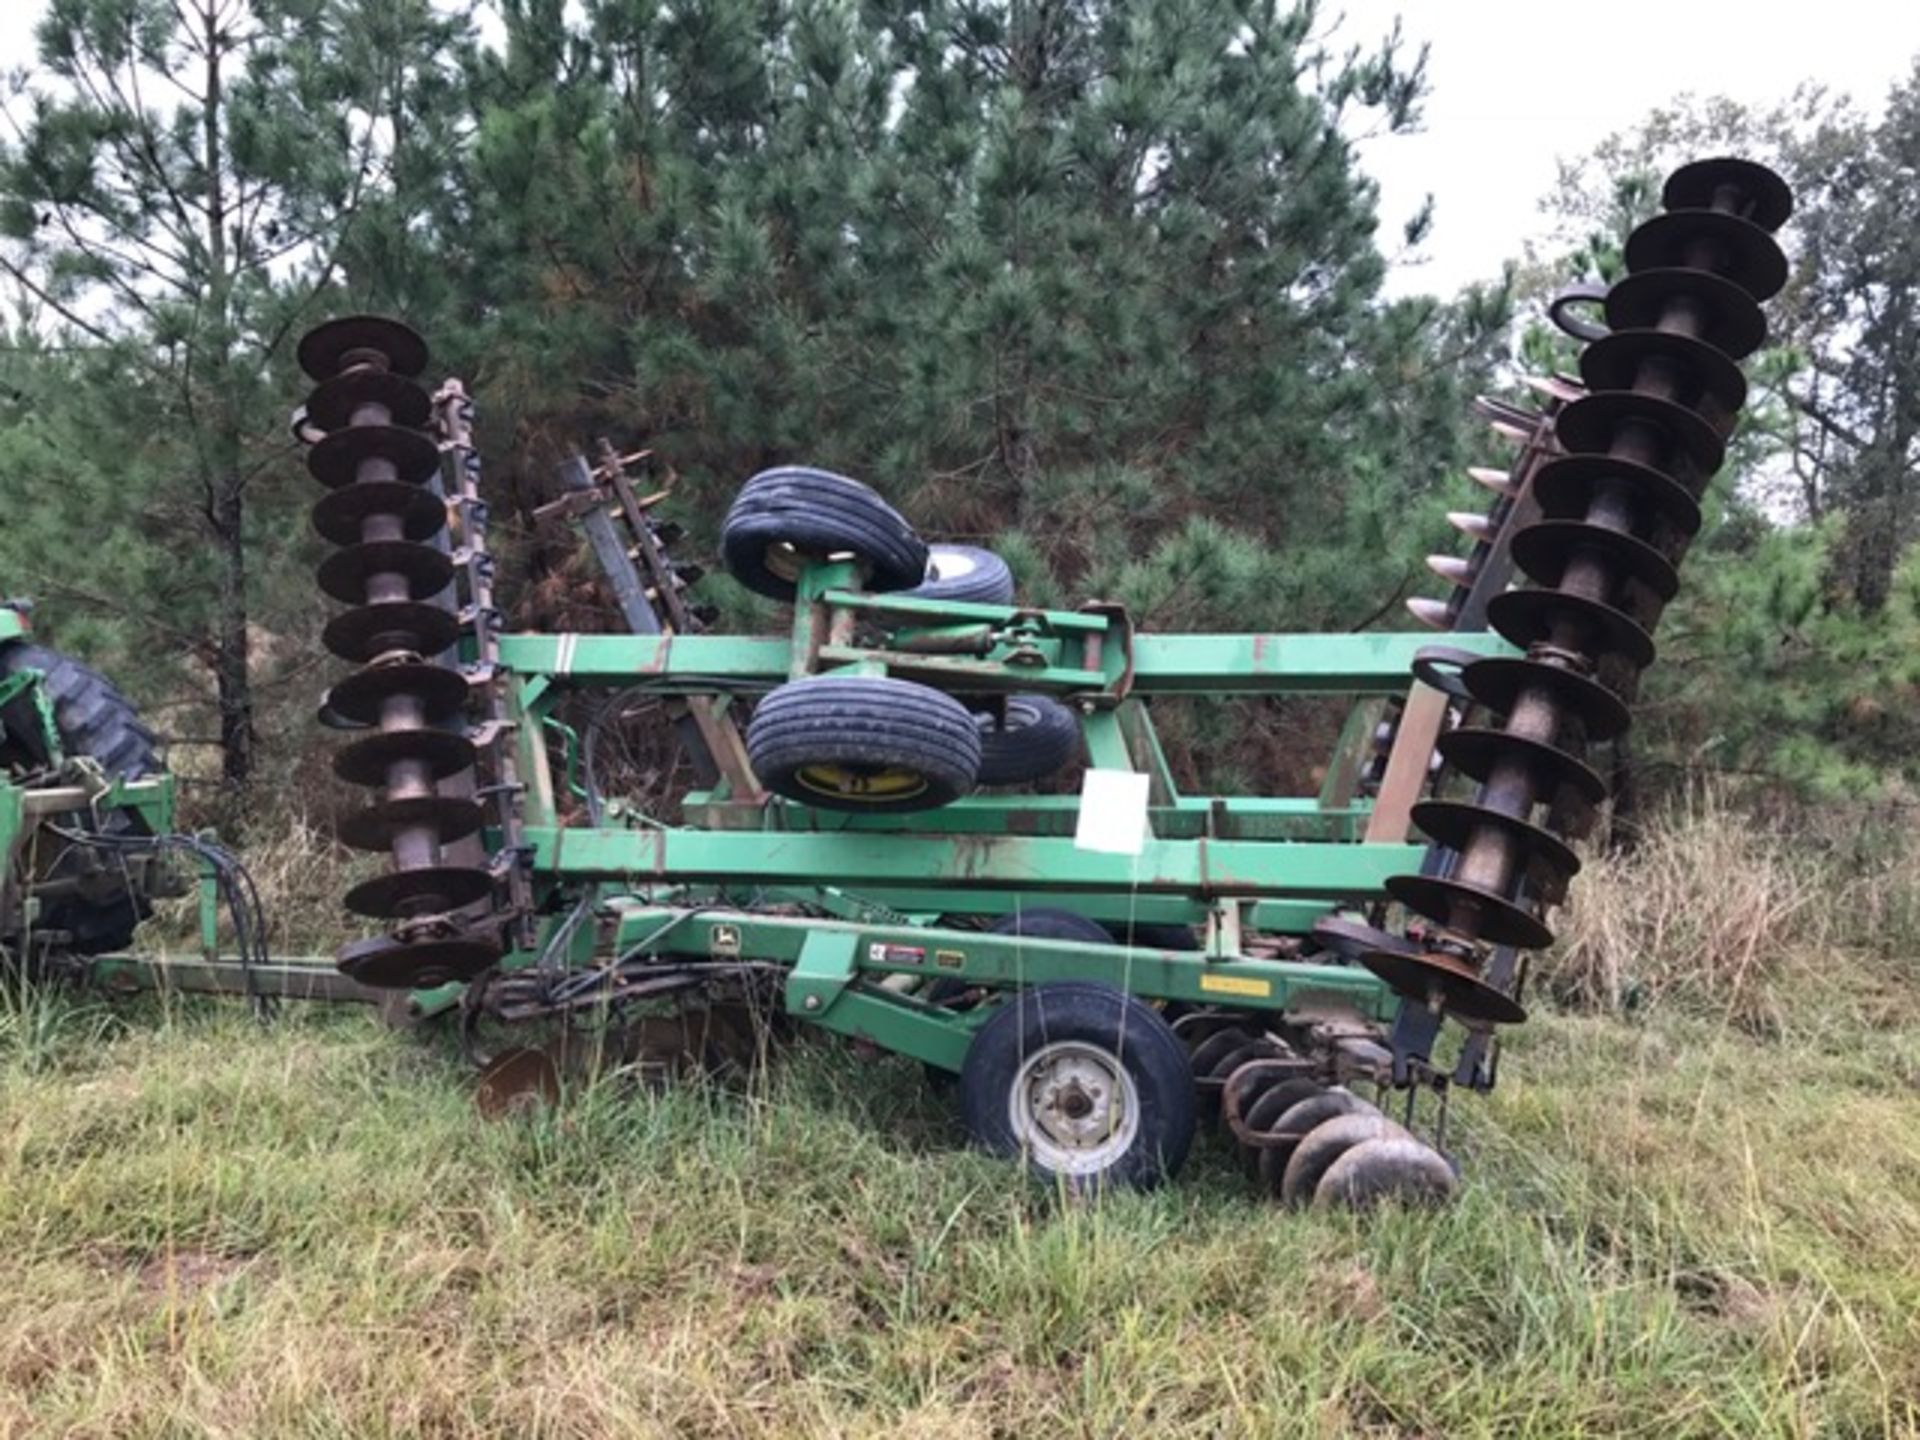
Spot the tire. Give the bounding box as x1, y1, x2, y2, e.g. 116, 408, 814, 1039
0, 642, 163, 955
721, 467, 928, 602
989, 908, 1111, 944
974, 695, 1081, 787
1106, 920, 1201, 951
747, 674, 981, 812
906, 545, 1015, 606
1, 643, 161, 779
960, 980, 1196, 1192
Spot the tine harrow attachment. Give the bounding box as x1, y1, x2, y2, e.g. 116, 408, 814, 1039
1365, 159, 1792, 1034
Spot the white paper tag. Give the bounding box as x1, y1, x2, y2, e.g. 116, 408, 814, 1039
1073, 769, 1151, 855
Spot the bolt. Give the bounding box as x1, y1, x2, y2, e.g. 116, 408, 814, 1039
803, 994, 821, 1011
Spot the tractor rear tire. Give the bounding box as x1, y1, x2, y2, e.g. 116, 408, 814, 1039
960, 980, 1195, 1192
1, 642, 161, 779
1, 642, 164, 956
906, 545, 1016, 606
747, 674, 981, 812
721, 467, 928, 602
974, 695, 1081, 787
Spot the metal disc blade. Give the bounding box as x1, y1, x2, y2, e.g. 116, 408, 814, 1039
333, 727, 476, 787
1509, 520, 1681, 601
1438, 726, 1607, 806
1359, 946, 1529, 1024
311, 480, 448, 547
1461, 656, 1631, 741
1604, 267, 1768, 360
345, 864, 494, 921
1410, 798, 1580, 900
1579, 328, 1748, 424
336, 932, 496, 990
307, 424, 442, 490
1410, 644, 1481, 704
1387, 874, 1555, 950
1311, 914, 1419, 962
1555, 390, 1726, 480
1532, 453, 1703, 541
298, 315, 430, 381
1624, 209, 1788, 301
317, 540, 455, 605
1661, 158, 1793, 232
322, 600, 461, 664
1281, 1113, 1403, 1206
305, 367, 433, 431
326, 661, 470, 727
337, 795, 487, 853
1314, 1135, 1458, 1208
1488, 587, 1657, 670
474, 1047, 564, 1118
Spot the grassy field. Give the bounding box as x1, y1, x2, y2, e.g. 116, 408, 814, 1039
2, 808, 1918, 1438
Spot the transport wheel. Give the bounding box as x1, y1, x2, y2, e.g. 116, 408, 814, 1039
747, 673, 980, 811
1, 642, 163, 955
906, 544, 1016, 606
974, 694, 1082, 786
1106, 920, 1201, 951
960, 980, 1196, 1192
923, 908, 1112, 1009
720, 466, 928, 602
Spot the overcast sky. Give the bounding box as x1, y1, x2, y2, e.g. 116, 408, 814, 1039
3, 1, 1915, 300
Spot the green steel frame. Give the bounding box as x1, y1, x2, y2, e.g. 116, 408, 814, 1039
469, 553, 1516, 1068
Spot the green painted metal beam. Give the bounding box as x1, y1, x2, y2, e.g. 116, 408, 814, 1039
529, 824, 1424, 898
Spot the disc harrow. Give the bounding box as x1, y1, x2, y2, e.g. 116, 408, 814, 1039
1366, 158, 1792, 1031
300, 316, 499, 989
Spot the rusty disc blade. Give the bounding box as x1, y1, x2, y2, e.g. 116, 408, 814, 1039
1579, 328, 1747, 427
336, 931, 497, 989
333, 726, 476, 786
1554, 390, 1726, 480
1387, 874, 1555, 951
298, 314, 430, 381
322, 600, 461, 664
1461, 656, 1631, 741
1661, 158, 1793, 232
325, 661, 470, 727
1625, 209, 1788, 302
1359, 946, 1528, 1025
307, 424, 442, 490
1509, 520, 1681, 601
344, 865, 493, 921
317, 540, 455, 605
338, 795, 487, 852
474, 1046, 564, 1119
1311, 914, 1418, 962
1409, 799, 1580, 901
1488, 587, 1657, 671
1604, 267, 1768, 360
305, 367, 433, 430
1531, 453, 1703, 541
312, 481, 448, 547
1438, 726, 1607, 807
1315, 1135, 1458, 1208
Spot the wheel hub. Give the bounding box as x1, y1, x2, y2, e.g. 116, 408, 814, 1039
1010, 1040, 1139, 1176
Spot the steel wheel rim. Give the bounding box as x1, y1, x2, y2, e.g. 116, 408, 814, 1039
793, 761, 930, 804
1008, 1039, 1139, 1178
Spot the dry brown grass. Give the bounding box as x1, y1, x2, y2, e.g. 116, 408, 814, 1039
1547, 786, 1919, 1029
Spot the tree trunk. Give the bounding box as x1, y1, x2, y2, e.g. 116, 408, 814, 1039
213, 478, 253, 788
